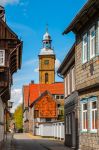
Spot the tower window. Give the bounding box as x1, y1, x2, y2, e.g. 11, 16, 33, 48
45, 73, 48, 83
44, 60, 49, 65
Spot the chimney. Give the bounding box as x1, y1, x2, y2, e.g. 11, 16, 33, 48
31, 80, 34, 84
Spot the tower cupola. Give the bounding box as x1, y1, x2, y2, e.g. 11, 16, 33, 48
39, 27, 56, 84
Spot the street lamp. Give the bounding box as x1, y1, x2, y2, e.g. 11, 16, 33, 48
8, 101, 13, 109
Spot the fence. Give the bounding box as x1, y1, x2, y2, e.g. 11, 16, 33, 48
35, 121, 64, 140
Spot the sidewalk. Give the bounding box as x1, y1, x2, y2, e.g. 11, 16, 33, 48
2, 133, 14, 150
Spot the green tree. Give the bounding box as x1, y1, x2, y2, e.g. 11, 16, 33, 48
13, 104, 23, 131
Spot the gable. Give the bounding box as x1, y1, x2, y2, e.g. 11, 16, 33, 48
34, 92, 57, 118
0, 19, 18, 39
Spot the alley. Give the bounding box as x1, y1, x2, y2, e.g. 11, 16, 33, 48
2, 133, 72, 150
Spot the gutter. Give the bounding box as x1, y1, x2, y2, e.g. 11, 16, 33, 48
57, 73, 64, 79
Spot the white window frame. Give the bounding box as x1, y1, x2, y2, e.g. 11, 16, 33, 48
71, 67, 75, 92
83, 33, 88, 63
90, 101, 97, 133
0, 50, 5, 66
64, 76, 67, 97
82, 103, 88, 132
98, 21, 99, 55
67, 72, 70, 95
90, 26, 96, 59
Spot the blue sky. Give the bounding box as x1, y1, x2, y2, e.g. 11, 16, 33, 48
0, 0, 87, 111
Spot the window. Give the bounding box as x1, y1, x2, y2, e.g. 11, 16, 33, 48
71, 67, 75, 92
56, 95, 59, 99
67, 72, 70, 95
0, 50, 5, 66
34, 110, 39, 118
82, 103, 88, 131
68, 114, 71, 134
45, 73, 48, 83
66, 115, 68, 134
64, 76, 67, 97
90, 101, 97, 132
90, 26, 95, 59
60, 95, 64, 99
44, 60, 49, 65
83, 34, 88, 63
58, 104, 60, 107
65, 114, 71, 135
46, 118, 51, 122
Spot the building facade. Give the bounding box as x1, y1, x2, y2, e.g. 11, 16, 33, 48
58, 0, 99, 149
0, 6, 22, 147
23, 30, 64, 134
58, 45, 78, 149
23, 82, 64, 133
39, 31, 56, 84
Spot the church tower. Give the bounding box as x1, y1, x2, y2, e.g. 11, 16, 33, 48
39, 29, 56, 84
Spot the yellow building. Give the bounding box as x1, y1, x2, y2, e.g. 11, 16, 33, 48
39, 30, 56, 84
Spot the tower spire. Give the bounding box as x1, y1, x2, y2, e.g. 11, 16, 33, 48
46, 24, 48, 32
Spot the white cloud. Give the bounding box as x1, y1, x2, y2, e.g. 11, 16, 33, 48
10, 88, 22, 113
0, 0, 20, 6
34, 67, 39, 73
24, 59, 38, 66
55, 58, 61, 71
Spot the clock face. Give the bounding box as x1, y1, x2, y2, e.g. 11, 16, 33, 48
44, 60, 49, 65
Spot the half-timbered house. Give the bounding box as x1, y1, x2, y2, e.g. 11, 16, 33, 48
0, 6, 22, 147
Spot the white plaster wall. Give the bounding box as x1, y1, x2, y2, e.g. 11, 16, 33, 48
35, 122, 65, 140
39, 124, 53, 137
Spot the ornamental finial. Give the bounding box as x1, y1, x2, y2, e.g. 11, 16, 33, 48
46, 23, 48, 32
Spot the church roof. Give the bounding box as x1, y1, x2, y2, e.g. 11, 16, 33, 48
43, 31, 51, 41
23, 82, 64, 107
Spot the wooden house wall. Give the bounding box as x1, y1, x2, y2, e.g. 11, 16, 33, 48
34, 94, 57, 118
75, 15, 99, 91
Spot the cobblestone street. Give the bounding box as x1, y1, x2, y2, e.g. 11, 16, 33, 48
2, 133, 72, 150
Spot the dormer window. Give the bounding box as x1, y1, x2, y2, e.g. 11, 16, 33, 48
0, 50, 5, 66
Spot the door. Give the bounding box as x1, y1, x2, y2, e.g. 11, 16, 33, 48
72, 112, 76, 148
